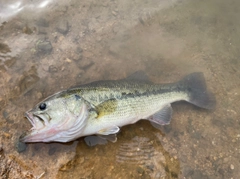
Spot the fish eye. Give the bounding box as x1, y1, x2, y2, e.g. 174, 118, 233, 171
39, 103, 47, 110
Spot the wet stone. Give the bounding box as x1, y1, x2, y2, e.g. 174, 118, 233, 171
59, 160, 74, 171
2, 110, 8, 119
88, 18, 97, 31
18, 67, 40, 94
34, 144, 43, 152
36, 40, 53, 54
56, 20, 69, 35
4, 57, 16, 68
36, 18, 49, 27
211, 118, 225, 128
136, 166, 145, 175
225, 118, 235, 127
145, 164, 154, 171
0, 42, 11, 53
139, 16, 145, 25
218, 168, 224, 176
112, 25, 120, 33
192, 170, 208, 179
79, 157, 85, 164
3, 132, 11, 138
192, 131, 202, 140
22, 26, 33, 34
16, 140, 27, 153
77, 59, 94, 70
162, 125, 172, 133
49, 65, 58, 73
223, 157, 229, 164
0, 64, 6, 72
48, 147, 56, 156
0, 98, 5, 108
183, 166, 194, 177
77, 47, 83, 53
109, 43, 121, 57
71, 48, 83, 61
112, 10, 118, 16
19, 74, 40, 94
72, 53, 83, 61
84, 136, 107, 146
37, 27, 48, 34
36, 92, 43, 99
173, 131, 180, 139
75, 70, 85, 82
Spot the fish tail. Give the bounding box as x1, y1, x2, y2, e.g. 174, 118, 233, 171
180, 72, 216, 109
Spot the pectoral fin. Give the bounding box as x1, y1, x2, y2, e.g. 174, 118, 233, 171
96, 99, 118, 118
148, 104, 173, 128
97, 125, 120, 135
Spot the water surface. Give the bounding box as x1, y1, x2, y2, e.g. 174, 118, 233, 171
1, 0, 240, 178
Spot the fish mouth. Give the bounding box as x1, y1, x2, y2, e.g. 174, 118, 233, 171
20, 111, 51, 142
25, 111, 46, 130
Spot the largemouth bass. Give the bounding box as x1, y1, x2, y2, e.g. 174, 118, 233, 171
20, 71, 215, 143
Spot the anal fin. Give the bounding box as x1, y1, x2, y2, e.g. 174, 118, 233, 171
148, 104, 173, 128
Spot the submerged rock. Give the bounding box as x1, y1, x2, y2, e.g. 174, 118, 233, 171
0, 42, 11, 53
36, 40, 53, 54
16, 140, 27, 153
4, 57, 16, 68
22, 26, 33, 34
56, 20, 69, 35
77, 59, 94, 70
18, 66, 40, 95
49, 65, 58, 73
36, 18, 49, 27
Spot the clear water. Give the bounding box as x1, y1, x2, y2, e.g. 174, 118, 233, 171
1, 0, 240, 178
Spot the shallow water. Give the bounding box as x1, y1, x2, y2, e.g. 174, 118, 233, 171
1, 0, 240, 178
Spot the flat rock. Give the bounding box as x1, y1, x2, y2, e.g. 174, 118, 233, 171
16, 140, 27, 153
36, 18, 49, 27
56, 20, 69, 35
37, 40, 53, 54
77, 59, 94, 70
18, 67, 40, 94
49, 65, 58, 73
4, 57, 16, 68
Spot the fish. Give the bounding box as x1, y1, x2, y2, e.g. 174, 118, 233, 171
20, 71, 216, 144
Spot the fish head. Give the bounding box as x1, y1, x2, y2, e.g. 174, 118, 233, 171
20, 92, 90, 143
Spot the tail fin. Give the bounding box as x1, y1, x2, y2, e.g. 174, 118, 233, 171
180, 72, 216, 109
